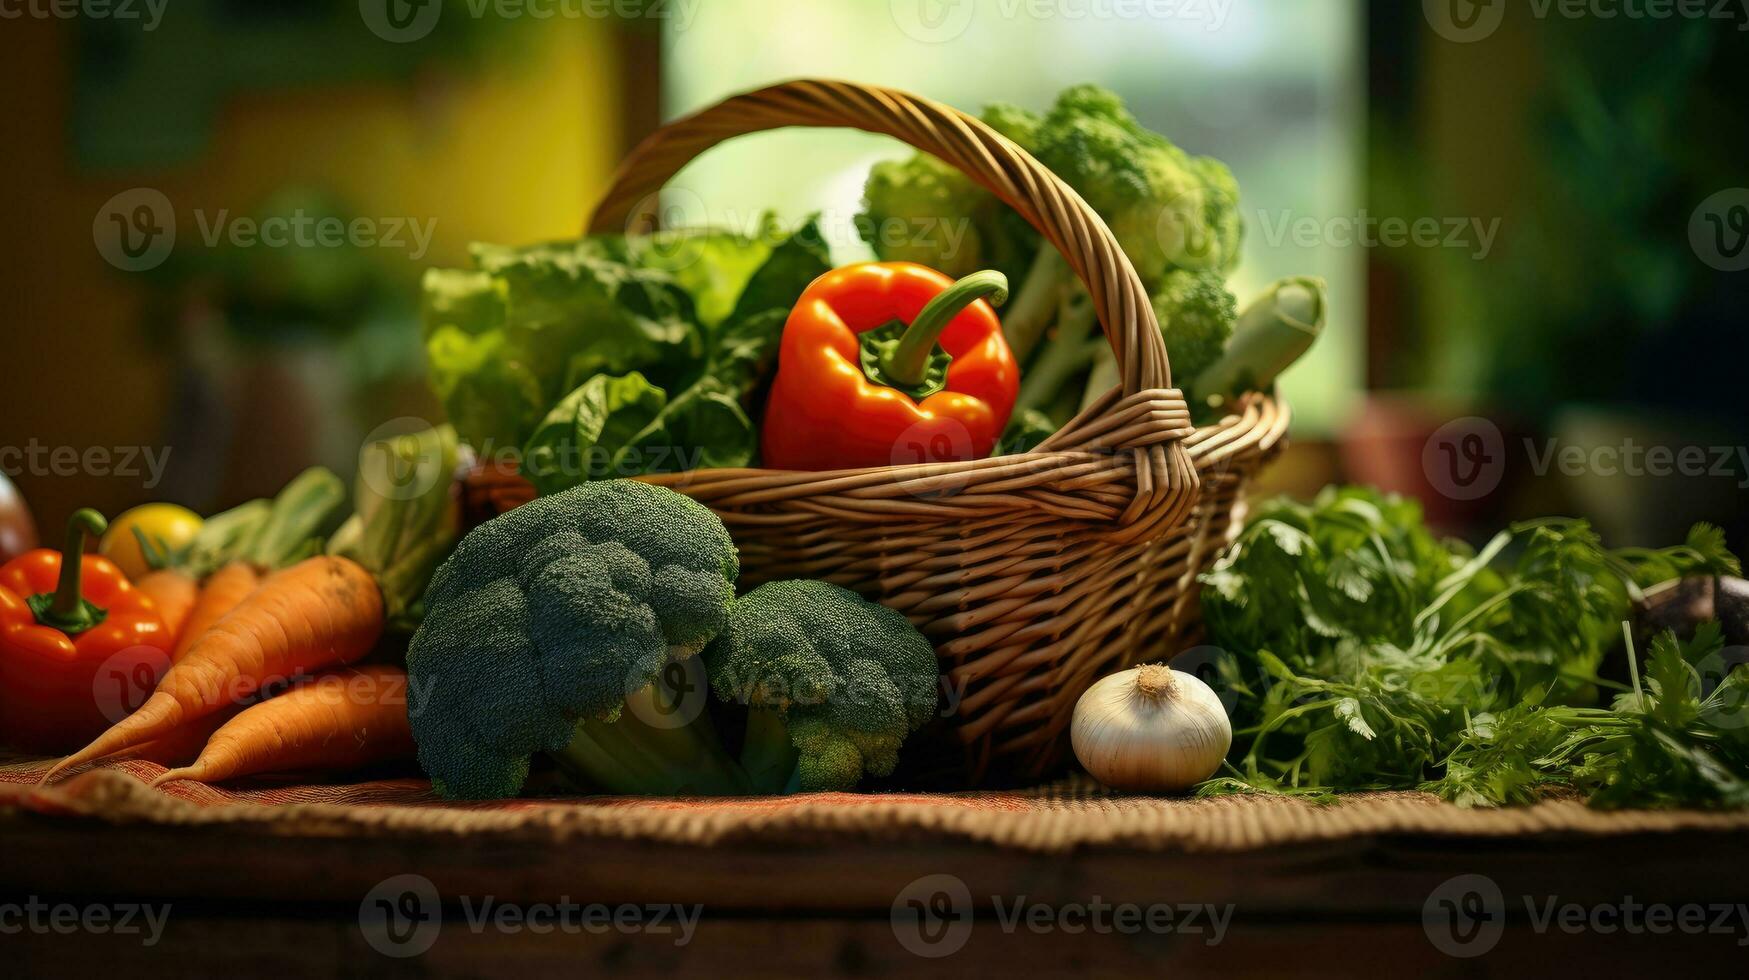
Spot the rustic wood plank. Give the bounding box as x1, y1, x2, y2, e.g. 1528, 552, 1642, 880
12, 914, 1749, 979
6, 813, 1749, 914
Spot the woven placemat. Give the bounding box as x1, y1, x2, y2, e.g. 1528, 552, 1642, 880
6, 756, 1749, 854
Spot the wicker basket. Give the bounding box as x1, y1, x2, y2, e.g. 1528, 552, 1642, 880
462, 79, 1289, 783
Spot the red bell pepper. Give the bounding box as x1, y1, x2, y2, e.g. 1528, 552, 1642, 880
760, 262, 1019, 470
0, 509, 173, 754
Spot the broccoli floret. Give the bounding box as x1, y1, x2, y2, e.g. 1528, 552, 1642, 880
858, 155, 993, 280
406, 480, 745, 799
705, 580, 939, 793
857, 104, 1044, 287
1153, 268, 1238, 385
980, 101, 1043, 148
1033, 84, 1243, 281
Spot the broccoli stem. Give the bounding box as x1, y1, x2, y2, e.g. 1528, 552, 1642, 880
553, 682, 754, 796
738, 708, 803, 795
1001, 245, 1073, 363
1013, 294, 1101, 417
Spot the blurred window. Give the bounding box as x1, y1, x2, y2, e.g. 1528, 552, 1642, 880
663, 0, 1363, 432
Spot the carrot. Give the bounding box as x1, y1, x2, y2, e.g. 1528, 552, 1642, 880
43, 556, 383, 782
172, 561, 262, 662
134, 569, 199, 647
152, 666, 414, 785
112, 710, 236, 768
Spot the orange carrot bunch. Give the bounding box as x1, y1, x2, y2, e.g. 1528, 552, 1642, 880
42, 429, 458, 788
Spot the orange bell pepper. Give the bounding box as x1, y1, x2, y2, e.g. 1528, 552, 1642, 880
760, 262, 1019, 470
0, 509, 173, 754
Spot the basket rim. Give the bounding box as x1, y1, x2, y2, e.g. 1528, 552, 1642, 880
590, 77, 1174, 396
462, 392, 1286, 492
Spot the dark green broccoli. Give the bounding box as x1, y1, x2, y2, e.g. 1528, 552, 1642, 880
406, 480, 744, 799
705, 580, 940, 793
408, 483, 942, 798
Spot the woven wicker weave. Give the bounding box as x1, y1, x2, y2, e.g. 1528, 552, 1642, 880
463, 80, 1289, 782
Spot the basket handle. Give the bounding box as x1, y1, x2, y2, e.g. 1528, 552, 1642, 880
588, 79, 1173, 395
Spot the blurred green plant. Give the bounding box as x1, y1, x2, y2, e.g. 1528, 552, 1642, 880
1385, 18, 1748, 424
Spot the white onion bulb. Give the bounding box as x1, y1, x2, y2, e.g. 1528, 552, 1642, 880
1071, 664, 1232, 792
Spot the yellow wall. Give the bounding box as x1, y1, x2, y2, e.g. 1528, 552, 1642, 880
0, 20, 624, 532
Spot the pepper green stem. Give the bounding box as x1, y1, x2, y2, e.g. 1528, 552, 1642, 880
44, 509, 108, 632
883, 270, 1009, 389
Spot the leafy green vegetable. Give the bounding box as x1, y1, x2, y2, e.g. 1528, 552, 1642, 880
328, 425, 461, 627
523, 373, 669, 494
422, 215, 829, 460
994, 408, 1058, 456
515, 221, 829, 493
1195, 486, 1743, 808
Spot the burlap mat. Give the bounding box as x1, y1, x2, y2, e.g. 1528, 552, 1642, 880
5, 757, 1749, 854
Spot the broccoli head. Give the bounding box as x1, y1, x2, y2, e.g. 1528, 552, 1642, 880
406, 480, 739, 798
1153, 268, 1238, 385
1032, 84, 1243, 283
857, 104, 1044, 287
705, 580, 940, 793
980, 101, 1043, 149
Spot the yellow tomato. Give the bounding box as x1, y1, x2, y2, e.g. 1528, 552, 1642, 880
99, 503, 204, 580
